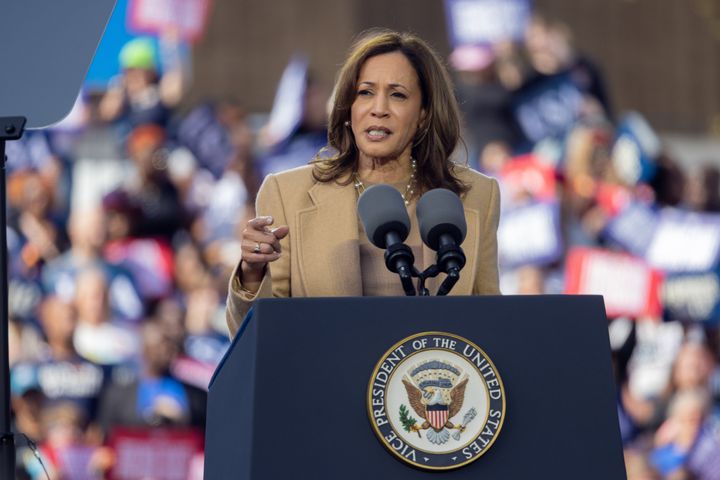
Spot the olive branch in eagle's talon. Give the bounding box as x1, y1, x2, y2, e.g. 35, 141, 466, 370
399, 404, 422, 438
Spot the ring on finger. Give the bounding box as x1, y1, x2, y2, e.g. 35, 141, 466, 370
253, 242, 262, 254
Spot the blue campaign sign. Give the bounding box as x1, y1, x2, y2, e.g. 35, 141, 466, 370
176, 103, 234, 178
612, 112, 660, 185
663, 271, 720, 324
444, 0, 532, 47
512, 73, 583, 144
498, 201, 563, 269
605, 202, 659, 257
645, 208, 720, 273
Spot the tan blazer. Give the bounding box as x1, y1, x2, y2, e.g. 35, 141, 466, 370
226, 164, 501, 336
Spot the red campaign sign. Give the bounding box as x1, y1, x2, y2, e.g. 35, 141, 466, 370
128, 0, 212, 42
499, 154, 557, 203
564, 247, 663, 319
109, 427, 204, 480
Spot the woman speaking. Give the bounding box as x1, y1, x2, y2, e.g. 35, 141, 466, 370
226, 30, 501, 336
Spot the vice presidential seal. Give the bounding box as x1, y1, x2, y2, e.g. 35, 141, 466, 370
367, 332, 505, 470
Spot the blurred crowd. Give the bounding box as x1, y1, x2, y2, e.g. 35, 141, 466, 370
6, 12, 720, 480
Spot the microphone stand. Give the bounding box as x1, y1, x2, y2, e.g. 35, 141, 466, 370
0, 116, 25, 480
384, 232, 417, 296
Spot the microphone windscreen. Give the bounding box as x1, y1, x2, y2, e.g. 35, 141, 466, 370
357, 184, 410, 248
417, 188, 467, 250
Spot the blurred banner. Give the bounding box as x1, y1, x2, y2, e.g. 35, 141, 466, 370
499, 154, 557, 203
444, 0, 532, 47
177, 103, 235, 178
109, 428, 203, 480
565, 247, 663, 319
129, 0, 212, 42
605, 202, 659, 257
662, 271, 720, 324
645, 209, 720, 273
498, 201, 562, 268
513, 73, 583, 144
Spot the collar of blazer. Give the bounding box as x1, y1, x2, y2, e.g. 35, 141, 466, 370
295, 176, 480, 297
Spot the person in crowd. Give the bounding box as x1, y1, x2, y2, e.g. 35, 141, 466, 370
451, 44, 521, 170
115, 123, 186, 239
98, 37, 184, 130
257, 73, 330, 178
42, 208, 144, 322
684, 165, 720, 213
32, 297, 105, 417
7, 171, 65, 277
72, 268, 139, 367
97, 320, 206, 436
522, 14, 612, 121
226, 30, 502, 335
651, 388, 712, 478
37, 402, 101, 480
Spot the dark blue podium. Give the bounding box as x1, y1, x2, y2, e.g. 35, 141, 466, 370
205, 295, 626, 479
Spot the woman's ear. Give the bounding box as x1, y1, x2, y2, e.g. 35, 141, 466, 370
418, 108, 427, 129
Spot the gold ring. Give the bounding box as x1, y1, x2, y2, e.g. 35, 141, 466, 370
253, 242, 262, 253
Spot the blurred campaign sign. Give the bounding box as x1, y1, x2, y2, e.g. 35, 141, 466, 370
612, 112, 660, 186
499, 153, 557, 204
565, 247, 663, 319
0, 0, 116, 127
663, 272, 720, 324
109, 427, 203, 480
513, 73, 583, 144
605, 202, 659, 257
498, 201, 562, 268
262, 56, 309, 148
626, 320, 684, 399
444, 0, 532, 47
177, 103, 234, 178
645, 208, 720, 273
129, 0, 212, 43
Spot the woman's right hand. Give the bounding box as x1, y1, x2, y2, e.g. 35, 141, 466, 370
239, 216, 290, 290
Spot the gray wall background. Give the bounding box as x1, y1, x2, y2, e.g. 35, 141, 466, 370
188, 0, 720, 135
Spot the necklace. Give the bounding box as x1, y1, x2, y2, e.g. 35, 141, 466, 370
353, 158, 417, 206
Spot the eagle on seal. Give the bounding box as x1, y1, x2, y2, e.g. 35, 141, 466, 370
402, 376, 468, 441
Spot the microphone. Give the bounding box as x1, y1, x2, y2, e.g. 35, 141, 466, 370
417, 189, 467, 296
357, 184, 417, 296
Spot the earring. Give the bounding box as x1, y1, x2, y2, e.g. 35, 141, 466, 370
344, 120, 351, 127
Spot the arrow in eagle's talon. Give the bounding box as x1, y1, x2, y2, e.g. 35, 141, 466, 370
451, 408, 478, 441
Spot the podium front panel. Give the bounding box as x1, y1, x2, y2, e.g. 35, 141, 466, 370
207, 295, 626, 479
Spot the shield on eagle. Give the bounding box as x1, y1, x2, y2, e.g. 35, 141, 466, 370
426, 404, 449, 431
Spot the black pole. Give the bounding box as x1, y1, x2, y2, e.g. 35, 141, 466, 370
0, 117, 26, 480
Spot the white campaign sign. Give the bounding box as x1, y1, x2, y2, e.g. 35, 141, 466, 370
498, 203, 560, 266
646, 217, 720, 272
580, 253, 650, 315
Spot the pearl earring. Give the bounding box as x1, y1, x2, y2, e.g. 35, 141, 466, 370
344, 120, 351, 127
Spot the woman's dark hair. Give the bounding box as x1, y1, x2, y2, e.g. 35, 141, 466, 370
313, 29, 468, 196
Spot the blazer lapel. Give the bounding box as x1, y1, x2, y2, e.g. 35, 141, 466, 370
296, 180, 362, 297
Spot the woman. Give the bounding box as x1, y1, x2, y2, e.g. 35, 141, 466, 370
226, 30, 501, 336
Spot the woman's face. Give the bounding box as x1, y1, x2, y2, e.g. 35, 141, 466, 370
350, 51, 425, 163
